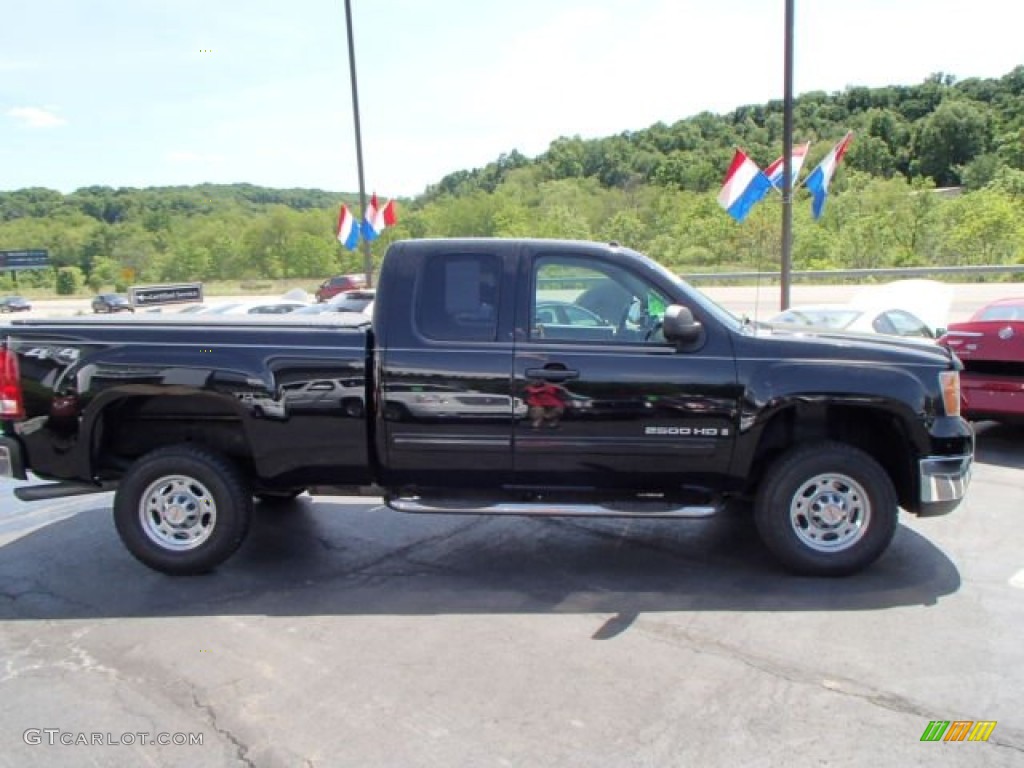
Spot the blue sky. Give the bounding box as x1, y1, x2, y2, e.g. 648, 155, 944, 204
1, 0, 1021, 197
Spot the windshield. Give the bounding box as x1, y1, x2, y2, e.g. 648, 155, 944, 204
978, 303, 1024, 321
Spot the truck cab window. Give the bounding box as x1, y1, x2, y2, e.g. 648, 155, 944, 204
416, 252, 500, 341
532, 256, 670, 344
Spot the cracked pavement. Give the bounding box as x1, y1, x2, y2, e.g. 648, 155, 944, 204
0, 422, 1022, 766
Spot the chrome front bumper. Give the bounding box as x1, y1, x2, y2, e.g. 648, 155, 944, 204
918, 453, 972, 515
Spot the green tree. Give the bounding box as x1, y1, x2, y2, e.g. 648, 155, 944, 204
940, 189, 1023, 265
913, 100, 993, 185
55, 266, 84, 295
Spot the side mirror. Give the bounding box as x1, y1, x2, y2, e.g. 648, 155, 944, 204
662, 304, 703, 347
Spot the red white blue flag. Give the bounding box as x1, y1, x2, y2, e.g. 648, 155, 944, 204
335, 204, 359, 250
765, 141, 811, 190
804, 132, 854, 219
717, 149, 774, 222
361, 193, 380, 242
362, 193, 398, 241
379, 198, 397, 229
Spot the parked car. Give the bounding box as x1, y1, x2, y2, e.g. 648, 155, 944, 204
192, 301, 308, 316
91, 293, 134, 313
770, 280, 953, 340
315, 273, 367, 303
534, 300, 608, 328
770, 305, 937, 338
291, 290, 375, 315
0, 295, 31, 313
939, 296, 1024, 424
217, 301, 308, 315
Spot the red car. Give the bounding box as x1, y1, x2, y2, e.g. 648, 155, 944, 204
939, 296, 1024, 424
315, 273, 367, 303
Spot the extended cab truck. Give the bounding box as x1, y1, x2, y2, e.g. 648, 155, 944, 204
0, 239, 973, 577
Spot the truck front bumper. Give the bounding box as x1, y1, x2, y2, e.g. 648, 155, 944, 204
918, 453, 972, 517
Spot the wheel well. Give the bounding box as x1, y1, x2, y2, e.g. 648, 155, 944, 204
93, 394, 254, 480
747, 403, 916, 510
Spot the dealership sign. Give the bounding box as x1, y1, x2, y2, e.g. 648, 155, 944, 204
130, 283, 204, 307
0, 249, 49, 270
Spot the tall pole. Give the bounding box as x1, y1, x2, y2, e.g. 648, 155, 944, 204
780, 0, 795, 310
344, 0, 373, 287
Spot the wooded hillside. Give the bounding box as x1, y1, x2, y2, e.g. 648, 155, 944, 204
2, 68, 1022, 294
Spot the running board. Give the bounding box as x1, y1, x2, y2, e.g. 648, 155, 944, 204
14, 481, 116, 502
385, 496, 719, 518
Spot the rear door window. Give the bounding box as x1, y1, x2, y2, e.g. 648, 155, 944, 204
415, 252, 501, 342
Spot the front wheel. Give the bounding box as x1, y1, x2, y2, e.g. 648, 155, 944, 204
113, 445, 252, 575
754, 441, 898, 576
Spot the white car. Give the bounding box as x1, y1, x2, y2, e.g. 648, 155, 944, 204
770, 280, 953, 339
289, 290, 375, 316
196, 300, 309, 316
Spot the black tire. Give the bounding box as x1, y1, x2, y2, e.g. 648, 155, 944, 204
341, 398, 365, 418
383, 401, 408, 421
754, 441, 898, 577
113, 445, 252, 575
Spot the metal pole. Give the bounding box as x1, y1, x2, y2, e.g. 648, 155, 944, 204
780, 0, 795, 310
344, 0, 373, 287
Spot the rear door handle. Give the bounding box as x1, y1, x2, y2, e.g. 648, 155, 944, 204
526, 367, 579, 382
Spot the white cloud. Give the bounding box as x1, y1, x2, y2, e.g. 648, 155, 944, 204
7, 106, 66, 128
0, 58, 34, 73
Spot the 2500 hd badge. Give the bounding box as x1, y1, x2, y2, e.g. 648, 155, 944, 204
645, 426, 730, 436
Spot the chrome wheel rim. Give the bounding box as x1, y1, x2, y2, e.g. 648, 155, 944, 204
789, 472, 871, 553
138, 475, 217, 551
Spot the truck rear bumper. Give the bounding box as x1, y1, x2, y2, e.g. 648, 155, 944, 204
917, 453, 972, 517
0, 434, 28, 480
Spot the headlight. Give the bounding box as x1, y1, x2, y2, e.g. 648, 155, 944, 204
939, 370, 961, 418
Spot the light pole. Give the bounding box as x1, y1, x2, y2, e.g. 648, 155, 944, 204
343, 0, 373, 287
780, 0, 795, 309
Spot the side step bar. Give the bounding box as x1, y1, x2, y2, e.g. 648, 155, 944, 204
385, 496, 719, 518
14, 481, 117, 502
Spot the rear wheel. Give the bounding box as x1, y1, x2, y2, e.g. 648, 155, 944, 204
113, 445, 252, 575
754, 441, 898, 576
383, 401, 408, 421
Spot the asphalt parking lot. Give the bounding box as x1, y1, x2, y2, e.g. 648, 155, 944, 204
1, 421, 1022, 767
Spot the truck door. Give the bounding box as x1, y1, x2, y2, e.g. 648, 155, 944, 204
512, 249, 739, 493
376, 245, 517, 489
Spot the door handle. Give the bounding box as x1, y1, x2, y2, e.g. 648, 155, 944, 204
526, 367, 579, 382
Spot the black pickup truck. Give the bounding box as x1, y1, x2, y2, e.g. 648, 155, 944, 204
0, 238, 973, 576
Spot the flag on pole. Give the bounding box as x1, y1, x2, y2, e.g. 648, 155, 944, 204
362, 193, 381, 242
765, 141, 811, 189
804, 132, 854, 219
336, 204, 359, 250
379, 198, 398, 228
717, 149, 774, 222
362, 193, 398, 240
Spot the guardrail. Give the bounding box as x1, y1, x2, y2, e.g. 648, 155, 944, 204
683, 264, 1024, 283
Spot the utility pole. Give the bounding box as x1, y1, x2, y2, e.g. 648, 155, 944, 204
344, 0, 373, 287
780, 0, 795, 310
